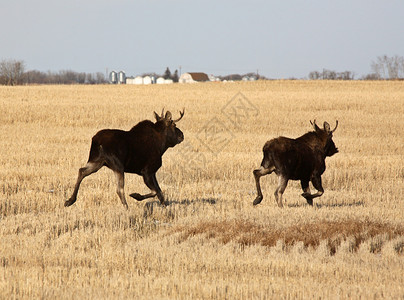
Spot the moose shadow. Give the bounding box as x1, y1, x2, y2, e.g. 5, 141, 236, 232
142, 197, 218, 219
286, 200, 365, 209
167, 198, 217, 205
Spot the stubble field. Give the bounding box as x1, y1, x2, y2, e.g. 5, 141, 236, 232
1, 81, 403, 299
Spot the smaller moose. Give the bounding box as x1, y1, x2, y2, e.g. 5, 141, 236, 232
253, 120, 338, 207
65, 109, 184, 209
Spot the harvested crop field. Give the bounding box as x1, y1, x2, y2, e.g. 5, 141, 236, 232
1, 81, 403, 299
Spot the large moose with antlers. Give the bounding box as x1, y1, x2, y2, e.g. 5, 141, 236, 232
252, 120, 338, 207
65, 109, 185, 209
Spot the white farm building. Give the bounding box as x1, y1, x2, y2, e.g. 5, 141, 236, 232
156, 77, 174, 84
143, 76, 152, 85
126, 76, 154, 85
134, 76, 144, 84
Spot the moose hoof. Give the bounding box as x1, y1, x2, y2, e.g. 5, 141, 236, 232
301, 193, 314, 206
306, 199, 313, 206
253, 196, 263, 206
129, 193, 143, 201
64, 199, 75, 207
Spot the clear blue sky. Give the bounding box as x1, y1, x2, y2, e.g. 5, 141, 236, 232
1, 0, 403, 79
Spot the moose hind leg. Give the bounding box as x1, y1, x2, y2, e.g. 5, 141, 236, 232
274, 175, 288, 208
114, 171, 128, 209
65, 161, 103, 207
253, 166, 273, 206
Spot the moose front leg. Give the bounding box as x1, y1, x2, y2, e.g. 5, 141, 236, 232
130, 172, 166, 206
310, 175, 324, 198
302, 176, 324, 206
300, 179, 313, 206
150, 173, 165, 205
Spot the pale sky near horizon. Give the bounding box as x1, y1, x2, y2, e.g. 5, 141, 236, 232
1, 0, 403, 79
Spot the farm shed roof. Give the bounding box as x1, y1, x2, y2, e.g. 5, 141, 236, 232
188, 72, 209, 81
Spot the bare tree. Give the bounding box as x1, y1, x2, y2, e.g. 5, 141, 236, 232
371, 55, 404, 79
308, 71, 321, 80
337, 71, 354, 80
23, 70, 47, 84
322, 69, 337, 80
309, 69, 354, 80
0, 59, 25, 85
95, 72, 107, 84
387, 55, 404, 79
77, 72, 86, 84
362, 73, 379, 80
371, 56, 386, 79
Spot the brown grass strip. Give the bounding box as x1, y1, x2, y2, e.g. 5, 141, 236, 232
169, 219, 404, 255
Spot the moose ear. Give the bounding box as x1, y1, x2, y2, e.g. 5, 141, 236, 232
310, 120, 320, 132
154, 111, 162, 122
323, 122, 331, 133
165, 111, 172, 121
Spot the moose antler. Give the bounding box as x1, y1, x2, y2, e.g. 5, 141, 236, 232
310, 119, 320, 131
154, 110, 162, 121
173, 108, 185, 123
331, 120, 338, 133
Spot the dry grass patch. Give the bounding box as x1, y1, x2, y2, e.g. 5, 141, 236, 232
171, 219, 404, 255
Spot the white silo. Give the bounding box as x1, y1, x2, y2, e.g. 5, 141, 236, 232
109, 71, 118, 84
118, 71, 126, 84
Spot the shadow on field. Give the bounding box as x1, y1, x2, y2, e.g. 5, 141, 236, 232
142, 198, 218, 219
315, 200, 365, 208
167, 198, 217, 206
286, 200, 365, 208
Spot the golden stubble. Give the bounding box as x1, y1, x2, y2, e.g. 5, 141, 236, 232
0, 81, 404, 299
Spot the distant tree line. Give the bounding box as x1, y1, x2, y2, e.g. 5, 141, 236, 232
219, 72, 264, 81
23, 69, 107, 84
308, 69, 355, 80
0, 59, 107, 85
308, 55, 404, 80
2, 55, 404, 85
